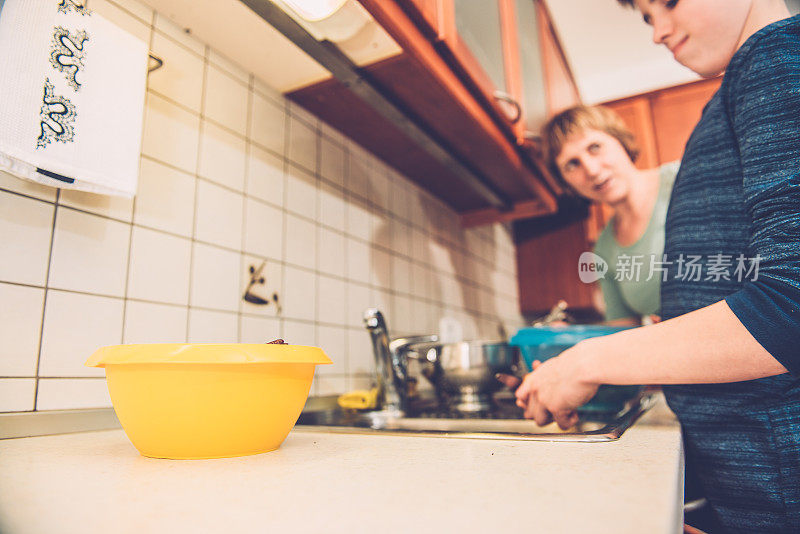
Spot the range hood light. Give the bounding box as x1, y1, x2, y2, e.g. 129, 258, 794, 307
281, 0, 347, 22
277, 0, 371, 42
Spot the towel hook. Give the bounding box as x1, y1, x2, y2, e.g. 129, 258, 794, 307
147, 53, 163, 73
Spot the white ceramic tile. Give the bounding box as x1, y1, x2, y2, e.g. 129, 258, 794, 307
141, 92, 200, 174
194, 180, 243, 250
0, 379, 36, 412
372, 289, 395, 325
346, 198, 372, 241
318, 228, 345, 278
243, 198, 283, 261
187, 309, 238, 343
204, 65, 249, 136
39, 291, 123, 377
58, 190, 133, 222
392, 219, 413, 258
123, 301, 187, 344
240, 255, 282, 317
285, 164, 317, 219
0, 191, 54, 286
314, 375, 346, 396
148, 31, 204, 113
287, 101, 319, 129
318, 181, 345, 231
207, 49, 249, 85
240, 315, 281, 344
411, 263, 429, 299
392, 257, 412, 296
371, 247, 392, 290
0, 284, 44, 376
345, 282, 371, 328
347, 153, 370, 201
198, 121, 247, 191
347, 328, 374, 375
249, 92, 285, 156
390, 173, 412, 221
36, 378, 112, 410
345, 237, 371, 284
411, 228, 430, 265
282, 266, 316, 322
0, 170, 57, 202
127, 227, 191, 305
134, 158, 195, 237
287, 114, 317, 173
153, 13, 205, 56
372, 214, 391, 250
252, 77, 283, 105
394, 294, 413, 333
48, 209, 130, 297
282, 319, 316, 347
407, 188, 427, 228
349, 374, 374, 391
319, 135, 345, 188
317, 275, 346, 326
246, 145, 284, 206
368, 165, 390, 211
91, 0, 151, 40
284, 214, 317, 270
190, 243, 241, 312
320, 120, 344, 146
316, 325, 346, 375
108, 0, 154, 25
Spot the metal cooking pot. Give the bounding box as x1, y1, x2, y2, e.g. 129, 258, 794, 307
403, 341, 520, 412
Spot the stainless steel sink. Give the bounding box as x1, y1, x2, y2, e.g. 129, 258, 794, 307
296, 392, 655, 442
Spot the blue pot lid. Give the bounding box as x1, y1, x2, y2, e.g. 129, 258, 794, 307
510, 325, 630, 346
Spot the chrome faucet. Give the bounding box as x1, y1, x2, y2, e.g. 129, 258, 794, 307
363, 308, 437, 414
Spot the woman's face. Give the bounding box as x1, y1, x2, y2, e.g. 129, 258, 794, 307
632, 0, 752, 77
555, 128, 636, 205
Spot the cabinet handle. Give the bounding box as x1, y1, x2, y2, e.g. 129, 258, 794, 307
493, 91, 522, 124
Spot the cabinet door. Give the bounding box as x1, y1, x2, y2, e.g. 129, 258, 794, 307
439, 0, 523, 131
515, 0, 548, 132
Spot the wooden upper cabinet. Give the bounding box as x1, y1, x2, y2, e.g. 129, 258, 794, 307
401, 0, 444, 40
286, 0, 570, 220
436, 0, 565, 143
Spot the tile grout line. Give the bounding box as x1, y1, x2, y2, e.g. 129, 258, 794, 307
238, 73, 255, 342
185, 44, 210, 342
120, 14, 158, 346
31, 189, 60, 411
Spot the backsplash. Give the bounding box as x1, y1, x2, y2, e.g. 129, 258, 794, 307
0, 0, 523, 413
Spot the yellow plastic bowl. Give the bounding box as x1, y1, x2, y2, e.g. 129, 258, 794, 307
85, 344, 331, 459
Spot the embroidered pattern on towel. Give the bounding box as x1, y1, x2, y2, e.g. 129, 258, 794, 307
37, 78, 76, 149
49, 26, 89, 91
57, 0, 91, 16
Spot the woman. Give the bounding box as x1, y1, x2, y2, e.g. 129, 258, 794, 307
542, 105, 679, 323
510, 1, 800, 531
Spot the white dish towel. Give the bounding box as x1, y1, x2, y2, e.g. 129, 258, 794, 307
0, 0, 148, 197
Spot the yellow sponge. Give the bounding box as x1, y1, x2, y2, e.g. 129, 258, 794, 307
337, 388, 378, 410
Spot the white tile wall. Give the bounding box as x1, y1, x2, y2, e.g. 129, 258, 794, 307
39, 291, 123, 378
0, 283, 44, 376
48, 209, 131, 297
0, 0, 524, 413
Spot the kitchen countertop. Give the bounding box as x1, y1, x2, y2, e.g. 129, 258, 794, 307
0, 396, 683, 534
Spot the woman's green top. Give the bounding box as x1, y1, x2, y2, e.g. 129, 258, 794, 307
592, 162, 679, 320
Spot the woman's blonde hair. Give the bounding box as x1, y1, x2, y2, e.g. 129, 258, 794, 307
542, 105, 639, 190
